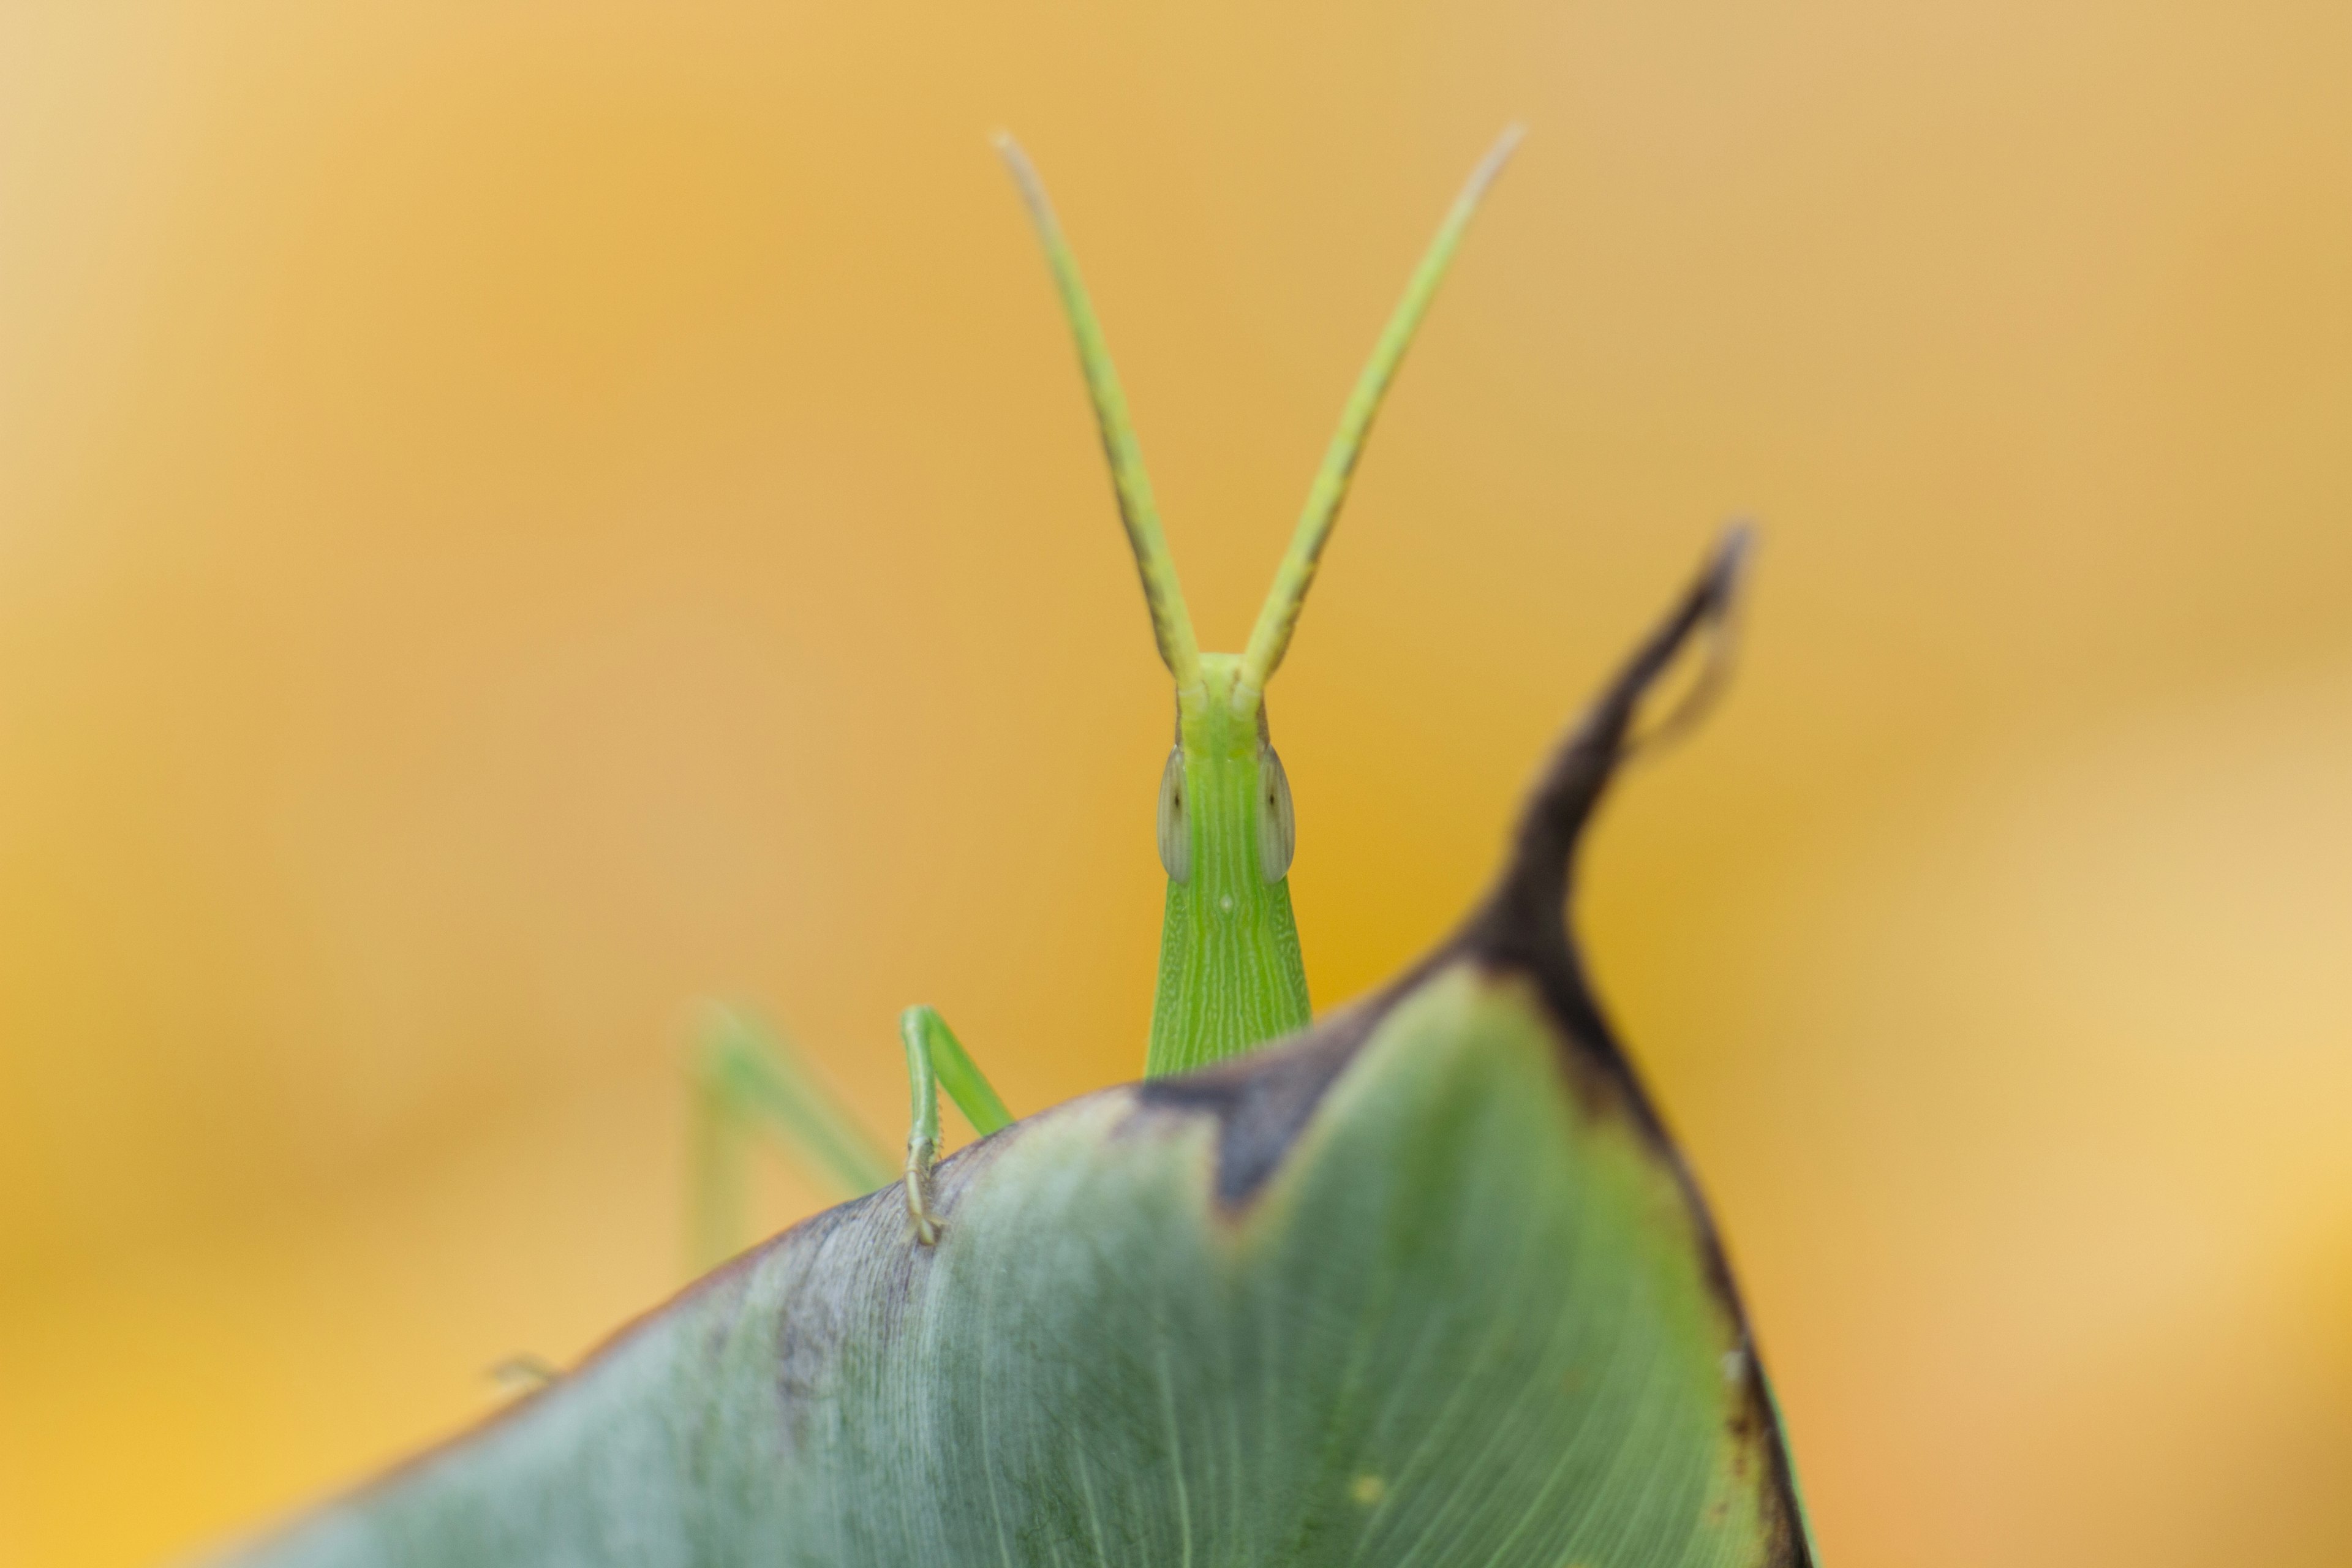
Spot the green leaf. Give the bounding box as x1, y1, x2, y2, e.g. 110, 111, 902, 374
218, 532, 1814, 1568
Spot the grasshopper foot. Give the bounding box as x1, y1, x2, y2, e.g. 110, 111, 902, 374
903, 1134, 943, 1247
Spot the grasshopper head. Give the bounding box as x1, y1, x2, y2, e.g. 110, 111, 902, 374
998, 129, 1519, 893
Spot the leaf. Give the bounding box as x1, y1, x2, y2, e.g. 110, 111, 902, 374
217, 532, 1814, 1568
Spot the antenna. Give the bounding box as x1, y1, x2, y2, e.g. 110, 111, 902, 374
1237, 126, 1522, 699
997, 134, 1203, 690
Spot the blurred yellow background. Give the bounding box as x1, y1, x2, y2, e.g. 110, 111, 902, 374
3, 1, 2348, 1563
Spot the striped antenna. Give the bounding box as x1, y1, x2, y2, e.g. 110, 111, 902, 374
996, 134, 1203, 690
1237, 126, 1522, 698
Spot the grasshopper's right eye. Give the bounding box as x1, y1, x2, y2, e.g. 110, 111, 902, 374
1156, 748, 1192, 883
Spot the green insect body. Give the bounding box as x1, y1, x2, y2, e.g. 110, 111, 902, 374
692, 129, 1518, 1256
1002, 127, 1515, 1087
1147, 653, 1310, 1079
208, 130, 1820, 1568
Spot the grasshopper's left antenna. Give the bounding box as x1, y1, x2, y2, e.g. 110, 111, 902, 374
1237, 126, 1522, 701
997, 134, 1204, 692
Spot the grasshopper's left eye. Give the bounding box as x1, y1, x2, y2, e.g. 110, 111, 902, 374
1256, 746, 1295, 882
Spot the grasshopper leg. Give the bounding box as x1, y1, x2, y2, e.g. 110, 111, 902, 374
899, 1005, 1014, 1246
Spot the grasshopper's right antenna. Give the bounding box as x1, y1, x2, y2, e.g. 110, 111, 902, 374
997, 134, 1204, 692
1237, 126, 1522, 702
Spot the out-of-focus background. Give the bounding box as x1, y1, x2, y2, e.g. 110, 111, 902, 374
2, 2, 2347, 1563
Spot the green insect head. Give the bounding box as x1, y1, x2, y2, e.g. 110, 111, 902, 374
998, 129, 1521, 1078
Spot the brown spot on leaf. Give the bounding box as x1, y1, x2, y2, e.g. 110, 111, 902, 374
1134, 990, 1395, 1210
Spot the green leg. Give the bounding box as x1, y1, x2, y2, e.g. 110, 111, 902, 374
898, 1005, 1013, 1246
685, 1002, 1017, 1268
687, 1005, 896, 1272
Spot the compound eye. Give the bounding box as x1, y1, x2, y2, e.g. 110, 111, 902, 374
1156, 748, 1192, 883
1256, 746, 1295, 882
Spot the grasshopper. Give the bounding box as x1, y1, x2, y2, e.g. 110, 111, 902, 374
217, 130, 1817, 1568
688, 128, 1523, 1264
